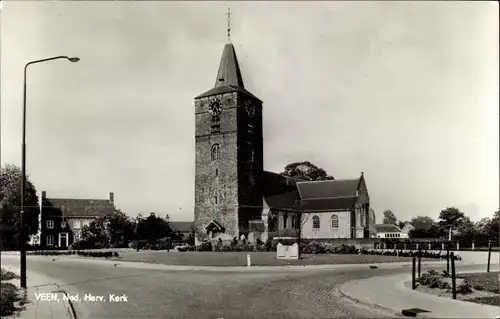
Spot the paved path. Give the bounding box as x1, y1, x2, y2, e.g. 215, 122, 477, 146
1, 255, 413, 319
340, 264, 500, 318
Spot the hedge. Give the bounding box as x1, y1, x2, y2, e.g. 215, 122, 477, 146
27, 251, 119, 258
178, 240, 462, 260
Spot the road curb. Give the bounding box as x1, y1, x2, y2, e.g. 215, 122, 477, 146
52, 290, 77, 319
337, 284, 403, 317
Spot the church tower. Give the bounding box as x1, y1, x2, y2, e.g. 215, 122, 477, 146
193, 17, 263, 244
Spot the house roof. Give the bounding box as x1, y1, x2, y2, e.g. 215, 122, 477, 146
264, 190, 301, 211
169, 221, 193, 233
261, 171, 303, 197
301, 196, 358, 212
375, 224, 402, 233
44, 198, 115, 218
296, 178, 360, 199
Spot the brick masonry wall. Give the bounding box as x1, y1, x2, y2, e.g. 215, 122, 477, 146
194, 93, 239, 241
194, 91, 264, 241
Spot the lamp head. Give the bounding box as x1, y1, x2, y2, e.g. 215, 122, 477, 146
68, 57, 80, 63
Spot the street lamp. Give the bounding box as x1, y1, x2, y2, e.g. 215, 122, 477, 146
20, 56, 79, 288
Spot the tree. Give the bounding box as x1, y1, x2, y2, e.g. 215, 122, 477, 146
397, 221, 406, 229
80, 210, 135, 247
0, 164, 40, 250
382, 210, 397, 225
410, 216, 435, 230
280, 161, 334, 181
456, 216, 478, 246
438, 207, 465, 229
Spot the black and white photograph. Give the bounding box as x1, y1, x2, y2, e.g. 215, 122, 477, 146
1, 1, 499, 318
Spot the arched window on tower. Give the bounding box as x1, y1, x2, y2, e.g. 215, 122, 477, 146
211, 144, 220, 161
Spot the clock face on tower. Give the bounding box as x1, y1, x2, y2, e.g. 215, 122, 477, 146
209, 100, 222, 116
245, 100, 255, 117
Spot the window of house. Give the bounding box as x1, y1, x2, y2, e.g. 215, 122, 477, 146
360, 212, 364, 227
312, 215, 320, 229
331, 215, 339, 228
215, 168, 218, 176
46, 220, 54, 229
214, 196, 218, 204
61, 221, 66, 228
211, 144, 220, 161
291, 214, 296, 229
74, 219, 81, 229
46, 235, 54, 246
283, 213, 288, 229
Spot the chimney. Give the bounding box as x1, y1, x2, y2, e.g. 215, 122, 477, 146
109, 192, 114, 204
42, 191, 46, 200
361, 172, 364, 177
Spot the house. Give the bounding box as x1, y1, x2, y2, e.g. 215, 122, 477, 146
258, 172, 375, 242
40, 191, 116, 249
400, 222, 415, 235
375, 224, 409, 239
169, 221, 194, 241
192, 35, 376, 244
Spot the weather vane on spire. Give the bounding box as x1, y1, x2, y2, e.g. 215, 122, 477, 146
226, 8, 231, 41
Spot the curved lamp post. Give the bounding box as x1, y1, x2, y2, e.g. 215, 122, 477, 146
20, 56, 79, 288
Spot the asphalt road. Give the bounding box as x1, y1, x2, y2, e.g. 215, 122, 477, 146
0, 256, 441, 319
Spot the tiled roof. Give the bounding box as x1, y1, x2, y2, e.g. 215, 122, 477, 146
214, 43, 244, 88
195, 43, 261, 102
261, 171, 303, 197
375, 224, 402, 233
195, 85, 261, 102
44, 198, 115, 218
169, 221, 193, 233
297, 178, 360, 199
300, 196, 358, 212
264, 190, 301, 211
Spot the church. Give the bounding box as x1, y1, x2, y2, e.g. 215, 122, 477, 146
193, 30, 376, 245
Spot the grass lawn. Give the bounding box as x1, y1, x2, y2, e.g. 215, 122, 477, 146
1, 268, 26, 317
457, 271, 499, 306
110, 251, 422, 267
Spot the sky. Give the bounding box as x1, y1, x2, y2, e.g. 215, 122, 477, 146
1, 1, 498, 223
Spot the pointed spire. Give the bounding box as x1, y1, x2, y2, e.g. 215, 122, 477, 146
214, 43, 244, 88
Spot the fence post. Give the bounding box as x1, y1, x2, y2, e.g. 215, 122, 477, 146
418, 248, 422, 278
446, 244, 450, 273
487, 241, 492, 273
412, 257, 416, 290
451, 252, 456, 300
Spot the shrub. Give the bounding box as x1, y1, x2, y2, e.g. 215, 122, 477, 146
195, 241, 212, 252
243, 243, 256, 252
1, 282, 24, 317
308, 241, 324, 254
69, 238, 96, 250
473, 284, 484, 291
156, 237, 172, 250
128, 240, 148, 250
457, 280, 473, 294
439, 280, 451, 289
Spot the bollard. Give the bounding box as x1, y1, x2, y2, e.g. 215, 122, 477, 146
487, 242, 492, 272
451, 252, 456, 300
446, 245, 450, 273
428, 243, 431, 250
472, 242, 475, 251
457, 243, 459, 251
418, 248, 422, 278
247, 253, 251, 267
442, 242, 444, 250
412, 257, 416, 290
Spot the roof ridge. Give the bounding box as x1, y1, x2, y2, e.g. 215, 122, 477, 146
302, 195, 358, 201
296, 178, 360, 184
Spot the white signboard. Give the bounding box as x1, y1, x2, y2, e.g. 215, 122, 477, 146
277, 243, 299, 260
